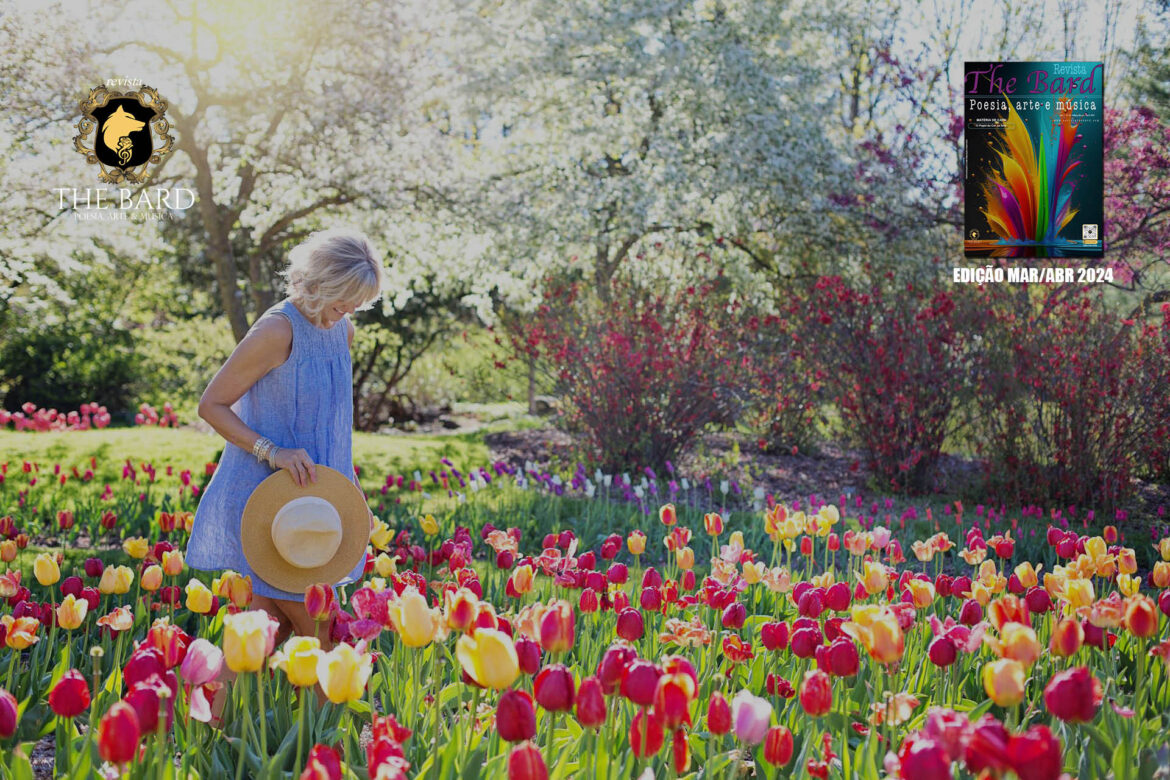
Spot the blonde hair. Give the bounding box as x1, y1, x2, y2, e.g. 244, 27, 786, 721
279, 228, 386, 321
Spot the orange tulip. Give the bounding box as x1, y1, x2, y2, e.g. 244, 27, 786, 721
1049, 618, 1084, 658
704, 513, 724, 536
1, 615, 40, 649
659, 504, 677, 527
1124, 595, 1158, 638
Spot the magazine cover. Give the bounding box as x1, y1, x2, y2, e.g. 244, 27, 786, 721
964, 61, 1104, 257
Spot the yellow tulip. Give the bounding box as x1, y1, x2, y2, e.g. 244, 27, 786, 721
374, 552, 398, 578
317, 643, 373, 703
271, 636, 322, 687
98, 565, 134, 595
185, 579, 214, 614
861, 560, 888, 596
141, 565, 163, 592
675, 547, 695, 571
388, 588, 441, 647
1157, 537, 1170, 562
1117, 548, 1137, 576
370, 520, 394, 550
1013, 562, 1040, 590
627, 530, 647, 555
841, 605, 903, 665
419, 514, 439, 536
122, 537, 151, 559
1084, 536, 1107, 561
982, 659, 1026, 706
1064, 578, 1095, 610
741, 560, 765, 585
56, 594, 88, 630
456, 628, 520, 690
1118, 573, 1140, 597
223, 610, 278, 673
33, 553, 60, 586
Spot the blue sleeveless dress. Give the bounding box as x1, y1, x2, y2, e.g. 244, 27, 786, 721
186, 297, 366, 600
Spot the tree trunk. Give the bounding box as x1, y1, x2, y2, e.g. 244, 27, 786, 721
182, 127, 250, 342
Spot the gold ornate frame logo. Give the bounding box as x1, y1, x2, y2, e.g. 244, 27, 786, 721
73, 85, 174, 184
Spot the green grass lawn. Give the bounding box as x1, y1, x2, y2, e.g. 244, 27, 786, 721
0, 426, 492, 481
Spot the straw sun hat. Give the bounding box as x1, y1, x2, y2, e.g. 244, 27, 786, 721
241, 466, 370, 594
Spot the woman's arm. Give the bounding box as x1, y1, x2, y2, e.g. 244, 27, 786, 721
198, 316, 317, 487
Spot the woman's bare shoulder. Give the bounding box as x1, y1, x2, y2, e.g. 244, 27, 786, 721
240, 312, 294, 366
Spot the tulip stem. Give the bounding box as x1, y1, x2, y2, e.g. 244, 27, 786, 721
256, 671, 267, 759
5, 649, 15, 691
235, 673, 251, 780
296, 687, 307, 774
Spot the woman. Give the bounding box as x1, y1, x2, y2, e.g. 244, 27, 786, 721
186, 227, 386, 647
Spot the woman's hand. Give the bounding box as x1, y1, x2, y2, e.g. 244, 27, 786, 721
273, 447, 317, 488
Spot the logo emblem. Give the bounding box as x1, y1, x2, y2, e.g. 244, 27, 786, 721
73, 85, 174, 184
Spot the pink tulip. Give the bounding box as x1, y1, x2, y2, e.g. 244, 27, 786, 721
730, 689, 772, 745
179, 638, 224, 686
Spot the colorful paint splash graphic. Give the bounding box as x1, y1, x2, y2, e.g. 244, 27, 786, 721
969, 96, 1083, 255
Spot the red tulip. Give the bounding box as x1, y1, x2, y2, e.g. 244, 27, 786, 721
508, 741, 548, 780
300, 744, 343, 780
1043, 667, 1102, 723
959, 599, 983, 625
620, 659, 663, 706
48, 669, 90, 718
629, 708, 665, 757
760, 621, 789, 651
763, 725, 794, 766
497, 689, 537, 742
606, 562, 628, 583
799, 669, 831, 717
721, 601, 746, 629
304, 584, 336, 623
98, 700, 141, 764
0, 688, 18, 738
825, 582, 851, 612
575, 676, 607, 729
146, 621, 190, 669
596, 644, 636, 694
964, 714, 1010, 774
533, 664, 575, 712
84, 557, 104, 578
123, 646, 166, 688
671, 726, 691, 773
819, 638, 859, 677
897, 734, 950, 779
1006, 724, 1062, 780
578, 589, 599, 613
514, 636, 541, 675
652, 672, 695, 729
928, 636, 957, 667
616, 608, 644, 641
790, 624, 822, 659
707, 691, 731, 735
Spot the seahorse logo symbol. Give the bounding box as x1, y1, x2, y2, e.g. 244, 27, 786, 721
102, 105, 145, 165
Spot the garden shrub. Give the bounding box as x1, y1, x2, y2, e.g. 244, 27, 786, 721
973, 288, 1169, 509
0, 318, 140, 415
519, 270, 761, 472
799, 272, 976, 494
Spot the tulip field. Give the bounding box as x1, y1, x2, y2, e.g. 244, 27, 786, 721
0, 437, 1169, 779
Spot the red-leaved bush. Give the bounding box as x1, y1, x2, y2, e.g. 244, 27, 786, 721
517, 272, 760, 471
797, 272, 975, 493
971, 287, 1168, 510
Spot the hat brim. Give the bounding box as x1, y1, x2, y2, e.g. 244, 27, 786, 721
241, 465, 370, 595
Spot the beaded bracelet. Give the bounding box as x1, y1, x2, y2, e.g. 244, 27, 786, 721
252, 436, 278, 469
